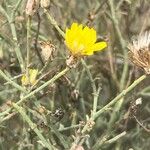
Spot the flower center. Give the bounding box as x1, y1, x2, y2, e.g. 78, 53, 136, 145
73, 41, 85, 54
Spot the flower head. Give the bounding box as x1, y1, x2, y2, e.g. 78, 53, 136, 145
65, 23, 107, 56
21, 69, 38, 86
40, 41, 56, 61
128, 31, 150, 74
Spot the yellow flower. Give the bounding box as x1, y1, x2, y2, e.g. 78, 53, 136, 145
65, 23, 107, 56
21, 69, 38, 86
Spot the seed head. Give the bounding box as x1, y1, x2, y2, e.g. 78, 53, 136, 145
128, 31, 150, 74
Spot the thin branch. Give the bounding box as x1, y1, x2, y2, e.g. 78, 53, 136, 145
94, 75, 146, 120
13, 103, 53, 150
133, 115, 150, 133
108, 0, 128, 91
34, 11, 45, 66
0, 67, 70, 118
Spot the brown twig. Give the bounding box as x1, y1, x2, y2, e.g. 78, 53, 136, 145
33, 11, 44, 66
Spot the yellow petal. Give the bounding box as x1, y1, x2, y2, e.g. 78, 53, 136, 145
89, 28, 96, 44
65, 28, 70, 43
82, 50, 94, 56
82, 27, 95, 44
21, 75, 27, 85
29, 69, 38, 85
92, 42, 107, 52
65, 22, 107, 56
71, 23, 78, 31
21, 69, 38, 86
65, 23, 78, 43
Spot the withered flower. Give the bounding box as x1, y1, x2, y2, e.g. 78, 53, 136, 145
40, 0, 50, 8
128, 31, 150, 74
40, 41, 56, 61
25, 0, 39, 16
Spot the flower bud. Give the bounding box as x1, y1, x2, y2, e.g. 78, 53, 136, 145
40, 0, 50, 9
25, 0, 39, 16
40, 41, 56, 61
21, 69, 38, 86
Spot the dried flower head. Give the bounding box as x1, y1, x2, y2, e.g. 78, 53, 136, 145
25, 0, 39, 16
65, 23, 107, 57
21, 69, 38, 86
87, 119, 95, 131
40, 41, 56, 61
40, 0, 50, 8
66, 55, 78, 68
128, 31, 150, 74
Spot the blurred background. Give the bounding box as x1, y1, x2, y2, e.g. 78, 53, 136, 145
0, 0, 150, 149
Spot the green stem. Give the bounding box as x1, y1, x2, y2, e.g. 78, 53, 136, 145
0, 70, 26, 93
108, 0, 128, 90
93, 131, 126, 149
44, 9, 65, 38
94, 75, 146, 120
107, 97, 124, 132
26, 16, 32, 79
81, 59, 98, 116
0, 4, 24, 71
0, 67, 70, 118
4, 74, 23, 85
48, 124, 69, 149
59, 124, 80, 132
11, 0, 23, 18
81, 74, 146, 134
13, 103, 53, 150
105, 131, 126, 144
11, 26, 24, 71
17, 67, 69, 105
